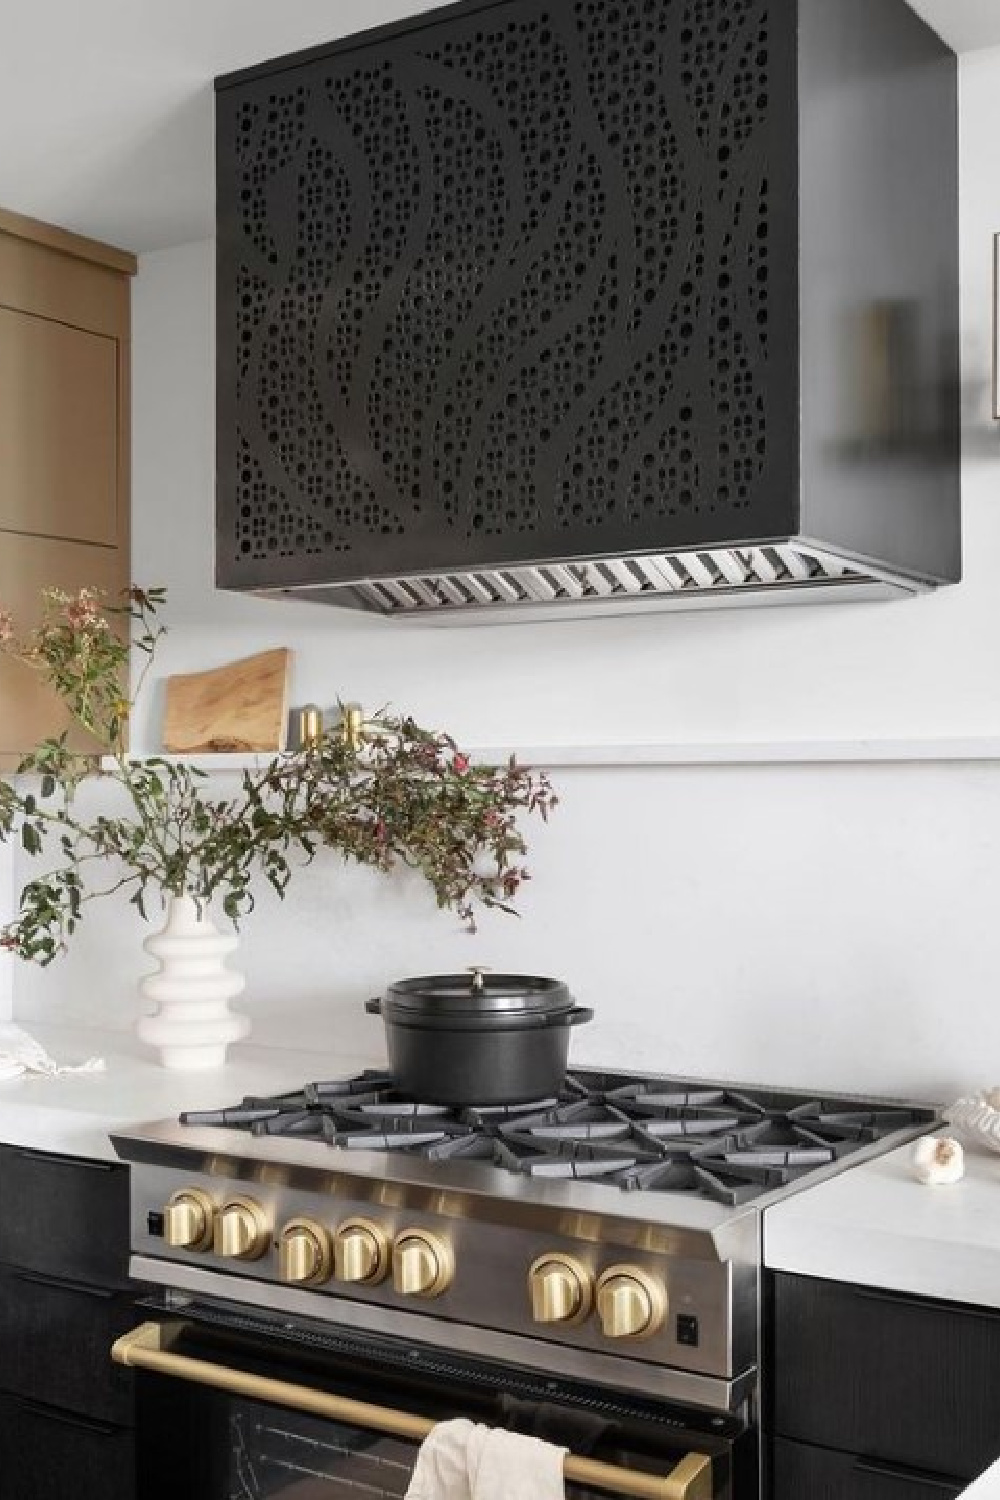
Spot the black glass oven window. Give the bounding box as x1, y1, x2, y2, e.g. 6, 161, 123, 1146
227, 1398, 618, 1500
230, 1400, 413, 1498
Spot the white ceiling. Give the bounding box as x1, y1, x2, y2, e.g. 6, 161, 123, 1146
0, 0, 994, 256
0, 0, 440, 253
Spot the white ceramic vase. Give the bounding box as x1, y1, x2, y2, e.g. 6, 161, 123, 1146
136, 894, 250, 1070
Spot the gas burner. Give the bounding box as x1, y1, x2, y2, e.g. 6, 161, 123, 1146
179, 1069, 934, 1207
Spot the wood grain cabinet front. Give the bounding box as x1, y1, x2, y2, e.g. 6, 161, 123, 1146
0, 205, 135, 763
0, 1394, 135, 1500
0, 1144, 138, 1499
772, 1436, 964, 1499
768, 1272, 1000, 1496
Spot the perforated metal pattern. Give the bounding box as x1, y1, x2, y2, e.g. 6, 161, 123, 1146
217, 0, 795, 588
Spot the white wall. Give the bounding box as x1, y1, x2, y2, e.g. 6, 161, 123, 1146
11, 46, 1000, 1102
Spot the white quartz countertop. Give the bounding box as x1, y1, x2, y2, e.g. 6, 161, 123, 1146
0, 1022, 383, 1160
765, 1134, 1000, 1498
764, 1130, 1000, 1310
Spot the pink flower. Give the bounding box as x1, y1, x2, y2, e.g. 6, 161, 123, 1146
65, 592, 106, 632
453, 753, 469, 773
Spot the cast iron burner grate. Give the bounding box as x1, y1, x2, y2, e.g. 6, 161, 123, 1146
179, 1070, 933, 1208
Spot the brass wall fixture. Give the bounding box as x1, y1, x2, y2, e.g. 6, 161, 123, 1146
341, 701, 365, 750
295, 703, 323, 749
292, 701, 368, 749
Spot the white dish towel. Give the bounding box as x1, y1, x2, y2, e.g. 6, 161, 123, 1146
405, 1418, 566, 1500
0, 1024, 105, 1082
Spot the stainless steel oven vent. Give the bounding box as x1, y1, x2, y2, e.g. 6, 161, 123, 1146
287, 542, 920, 623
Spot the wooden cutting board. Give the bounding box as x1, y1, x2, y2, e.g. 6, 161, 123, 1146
162, 648, 291, 753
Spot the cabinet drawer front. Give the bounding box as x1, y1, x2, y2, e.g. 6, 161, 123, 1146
0, 1266, 136, 1422
0, 305, 119, 546
0, 1146, 129, 1285
0, 1394, 134, 1500
772, 1437, 963, 1500
771, 1273, 1000, 1480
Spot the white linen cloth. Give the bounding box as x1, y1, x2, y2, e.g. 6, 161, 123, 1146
405, 1418, 566, 1500
0, 1024, 105, 1082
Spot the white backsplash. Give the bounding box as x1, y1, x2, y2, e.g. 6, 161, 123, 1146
11, 758, 1000, 1103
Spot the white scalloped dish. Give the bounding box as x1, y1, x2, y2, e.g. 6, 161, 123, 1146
944, 1088, 1000, 1154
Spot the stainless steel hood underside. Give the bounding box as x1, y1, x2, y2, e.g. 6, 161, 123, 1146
276, 539, 924, 623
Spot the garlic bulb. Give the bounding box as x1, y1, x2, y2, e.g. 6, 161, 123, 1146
911, 1135, 965, 1185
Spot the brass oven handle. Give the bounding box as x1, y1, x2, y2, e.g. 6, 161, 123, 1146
112, 1322, 713, 1500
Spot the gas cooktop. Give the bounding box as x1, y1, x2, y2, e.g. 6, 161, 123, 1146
115, 1066, 937, 1411
178, 1068, 935, 1208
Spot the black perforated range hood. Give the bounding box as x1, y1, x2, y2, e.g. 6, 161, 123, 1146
214, 0, 960, 621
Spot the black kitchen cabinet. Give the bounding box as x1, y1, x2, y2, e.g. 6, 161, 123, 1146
772, 1436, 964, 1499
767, 1271, 1000, 1497
0, 1144, 130, 1283
0, 1144, 137, 1500
0, 1395, 135, 1500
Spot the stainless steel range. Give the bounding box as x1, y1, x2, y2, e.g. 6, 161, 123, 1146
111, 1069, 934, 1500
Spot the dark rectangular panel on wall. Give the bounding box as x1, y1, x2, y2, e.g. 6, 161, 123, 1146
216, 0, 800, 590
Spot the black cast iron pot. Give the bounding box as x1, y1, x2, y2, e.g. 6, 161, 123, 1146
365, 969, 594, 1105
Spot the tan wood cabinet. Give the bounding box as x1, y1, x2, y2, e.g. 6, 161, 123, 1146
0, 206, 135, 763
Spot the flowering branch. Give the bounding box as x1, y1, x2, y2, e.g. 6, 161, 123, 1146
0, 588, 557, 964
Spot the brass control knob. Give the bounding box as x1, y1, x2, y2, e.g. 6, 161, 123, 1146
528, 1253, 593, 1325
278, 1218, 333, 1285
392, 1228, 455, 1298
163, 1188, 215, 1252
215, 1195, 271, 1260
334, 1217, 389, 1285
595, 1265, 668, 1340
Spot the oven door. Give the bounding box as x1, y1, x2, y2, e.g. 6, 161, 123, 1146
114, 1300, 749, 1500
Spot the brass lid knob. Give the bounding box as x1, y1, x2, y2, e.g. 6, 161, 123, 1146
216, 1196, 271, 1261
392, 1228, 455, 1298
278, 1218, 332, 1285
163, 1188, 215, 1252
528, 1254, 593, 1325
335, 1218, 389, 1285
595, 1265, 668, 1340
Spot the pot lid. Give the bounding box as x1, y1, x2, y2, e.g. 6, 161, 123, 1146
385, 967, 572, 1016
